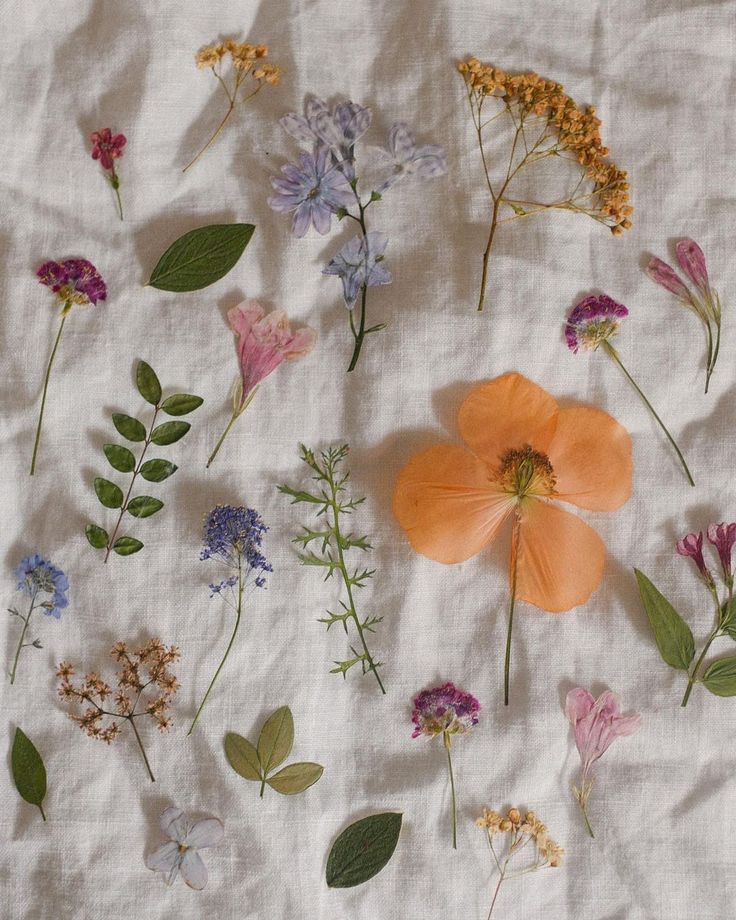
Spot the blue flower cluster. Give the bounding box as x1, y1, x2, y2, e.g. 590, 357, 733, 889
15, 553, 69, 619
200, 505, 272, 590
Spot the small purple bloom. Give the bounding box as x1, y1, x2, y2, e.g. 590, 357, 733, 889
565, 294, 628, 353
676, 531, 714, 586
646, 256, 692, 302
280, 98, 371, 157
37, 258, 107, 307
676, 239, 709, 293
146, 806, 224, 889
268, 146, 353, 237
201, 505, 272, 586
707, 522, 736, 582
365, 122, 447, 193
16, 553, 69, 619
323, 232, 392, 308
411, 681, 480, 739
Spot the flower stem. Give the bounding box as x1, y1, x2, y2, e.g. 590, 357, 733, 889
38, 804, 47, 822
129, 715, 156, 782
443, 732, 458, 849
188, 562, 244, 734
183, 101, 235, 173
9, 601, 34, 685
487, 868, 506, 919
578, 799, 595, 838
602, 341, 694, 486
706, 317, 721, 393
30, 313, 67, 476
478, 201, 500, 312
347, 283, 368, 372
504, 516, 521, 706
114, 185, 124, 222
681, 626, 720, 707
206, 411, 239, 468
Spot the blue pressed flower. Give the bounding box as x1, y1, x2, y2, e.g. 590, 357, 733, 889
323, 232, 393, 308
364, 122, 447, 193
268, 146, 353, 237
200, 505, 272, 586
15, 553, 69, 619
280, 98, 371, 159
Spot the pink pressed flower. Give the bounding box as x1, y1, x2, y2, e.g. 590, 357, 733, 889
675, 238, 709, 293
706, 522, 736, 582
90, 128, 127, 171
645, 256, 692, 302
676, 531, 714, 585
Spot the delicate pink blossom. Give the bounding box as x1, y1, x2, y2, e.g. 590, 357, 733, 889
706, 522, 736, 583
645, 257, 691, 302
676, 531, 714, 586
90, 128, 127, 171
675, 238, 709, 293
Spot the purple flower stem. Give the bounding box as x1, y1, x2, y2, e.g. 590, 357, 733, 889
30, 313, 68, 476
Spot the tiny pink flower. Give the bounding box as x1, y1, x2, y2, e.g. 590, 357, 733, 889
675, 238, 709, 293
90, 128, 127, 171
645, 256, 692, 302
676, 531, 714, 586
706, 522, 736, 583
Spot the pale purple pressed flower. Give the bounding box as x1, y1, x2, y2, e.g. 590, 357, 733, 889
564, 294, 628, 353
146, 806, 224, 890
411, 681, 480, 739
706, 522, 736, 583
268, 146, 353, 237
365, 122, 447, 193
281, 97, 371, 154
323, 231, 392, 308
646, 256, 692, 302
676, 531, 714, 586
676, 238, 709, 293
37, 259, 107, 307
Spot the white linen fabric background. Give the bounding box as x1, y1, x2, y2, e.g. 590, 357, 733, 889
1, 0, 735, 917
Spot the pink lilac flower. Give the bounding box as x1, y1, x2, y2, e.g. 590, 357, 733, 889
323, 232, 392, 308
676, 531, 714, 586
366, 122, 448, 193
90, 128, 127, 171
706, 522, 736, 583
565, 688, 640, 837
146, 806, 223, 889
564, 294, 628, 353
37, 259, 107, 307
268, 146, 353, 237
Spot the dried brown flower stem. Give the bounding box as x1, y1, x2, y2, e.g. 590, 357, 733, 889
183, 79, 263, 174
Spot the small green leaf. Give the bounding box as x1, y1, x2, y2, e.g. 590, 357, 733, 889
112, 536, 144, 556
326, 813, 403, 888
103, 444, 136, 473
634, 569, 695, 670
150, 421, 191, 446
11, 728, 47, 820
112, 413, 146, 442
127, 496, 164, 518
139, 459, 178, 482
702, 657, 736, 696
267, 762, 323, 795
224, 732, 262, 782
147, 224, 256, 292
94, 478, 124, 509
509, 202, 527, 215
160, 394, 204, 416
257, 706, 294, 776
85, 524, 109, 549
136, 361, 162, 406
721, 598, 736, 639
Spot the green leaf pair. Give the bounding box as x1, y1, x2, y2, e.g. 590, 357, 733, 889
224, 705, 323, 797
11, 728, 47, 822
326, 813, 403, 888
86, 361, 203, 560
147, 224, 255, 292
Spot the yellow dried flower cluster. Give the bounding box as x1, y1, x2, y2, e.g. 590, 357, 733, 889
458, 57, 632, 234
196, 39, 281, 85
476, 806, 564, 867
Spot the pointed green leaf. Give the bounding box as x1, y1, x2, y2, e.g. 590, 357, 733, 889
326, 813, 403, 888
112, 413, 146, 442
702, 657, 736, 696
139, 459, 178, 482
266, 762, 323, 795
147, 224, 256, 292
150, 421, 190, 446
11, 728, 47, 819
85, 524, 109, 549
634, 569, 695, 670
127, 496, 164, 518
224, 732, 262, 782
160, 394, 204, 416
257, 706, 294, 775
136, 361, 162, 406
94, 478, 123, 509
103, 444, 136, 473
112, 536, 144, 556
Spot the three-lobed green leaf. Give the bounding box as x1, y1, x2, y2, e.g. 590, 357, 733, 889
94, 478, 124, 509
634, 569, 695, 670
11, 728, 47, 820
112, 413, 146, 442
136, 361, 162, 406
147, 224, 255, 292
150, 421, 191, 446
702, 657, 736, 696
326, 813, 403, 888
161, 394, 204, 416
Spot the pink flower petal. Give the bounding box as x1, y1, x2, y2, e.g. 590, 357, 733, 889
565, 687, 596, 724
676, 238, 709, 291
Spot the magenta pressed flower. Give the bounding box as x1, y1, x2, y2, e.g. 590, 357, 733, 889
565, 688, 640, 837
676, 238, 709, 291
676, 531, 714, 586
90, 128, 126, 220
411, 681, 480, 849
707, 522, 736, 584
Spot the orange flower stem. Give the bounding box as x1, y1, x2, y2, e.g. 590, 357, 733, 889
504, 515, 521, 706
30, 313, 67, 476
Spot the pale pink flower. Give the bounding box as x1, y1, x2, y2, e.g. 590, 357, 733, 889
706, 522, 736, 583
645, 256, 692, 302
675, 238, 709, 293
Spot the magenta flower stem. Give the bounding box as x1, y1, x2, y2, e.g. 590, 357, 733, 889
443, 731, 458, 849
30, 312, 67, 476
602, 341, 694, 487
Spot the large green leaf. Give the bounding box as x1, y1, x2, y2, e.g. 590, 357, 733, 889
85, 524, 109, 549
112, 536, 144, 556
94, 478, 124, 509
136, 361, 162, 406
267, 762, 323, 795
103, 444, 136, 473
11, 728, 47, 820
634, 569, 695, 670
160, 394, 204, 416
326, 813, 402, 888
150, 421, 190, 446
112, 413, 146, 442
702, 657, 736, 696
139, 459, 178, 482
257, 706, 294, 775
147, 224, 255, 292
127, 496, 164, 518
224, 732, 262, 783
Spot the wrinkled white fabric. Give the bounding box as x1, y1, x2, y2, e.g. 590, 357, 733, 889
1, 1, 735, 918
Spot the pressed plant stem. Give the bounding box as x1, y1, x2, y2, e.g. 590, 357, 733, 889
487, 862, 507, 919
9, 599, 36, 685
578, 798, 595, 838
443, 732, 458, 849
681, 627, 720, 707
183, 76, 262, 173
129, 716, 156, 782
38, 804, 47, 822
183, 101, 235, 173
602, 341, 694, 486
30, 312, 68, 476
504, 516, 521, 706
206, 388, 257, 468
188, 562, 244, 734
347, 283, 369, 372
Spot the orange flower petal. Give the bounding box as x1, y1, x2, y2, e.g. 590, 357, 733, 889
547, 407, 633, 511
393, 444, 513, 563
458, 373, 559, 466
514, 500, 605, 612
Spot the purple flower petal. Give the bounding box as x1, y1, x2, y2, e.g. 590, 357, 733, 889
180, 849, 208, 890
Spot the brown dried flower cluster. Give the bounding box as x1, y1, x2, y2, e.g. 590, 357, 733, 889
57, 638, 180, 782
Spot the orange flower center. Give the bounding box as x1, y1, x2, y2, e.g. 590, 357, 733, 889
496, 445, 556, 500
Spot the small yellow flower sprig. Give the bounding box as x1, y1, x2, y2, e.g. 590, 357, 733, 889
457, 57, 633, 311
476, 807, 564, 918
183, 39, 281, 173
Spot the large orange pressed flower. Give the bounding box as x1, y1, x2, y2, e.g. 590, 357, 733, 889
393, 373, 632, 703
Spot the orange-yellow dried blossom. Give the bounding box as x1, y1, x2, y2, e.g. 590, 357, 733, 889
476, 807, 565, 867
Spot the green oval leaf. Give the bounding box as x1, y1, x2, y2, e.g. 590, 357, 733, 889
150, 421, 191, 446
94, 478, 123, 509
12, 728, 47, 819
85, 524, 109, 549
112, 536, 144, 556
257, 706, 294, 776
702, 657, 736, 696
147, 224, 255, 292
224, 732, 262, 783
326, 813, 403, 888
136, 361, 162, 406
127, 496, 164, 518
139, 459, 178, 482
103, 444, 136, 473
634, 569, 695, 670
267, 762, 323, 796
160, 394, 204, 416
112, 413, 146, 442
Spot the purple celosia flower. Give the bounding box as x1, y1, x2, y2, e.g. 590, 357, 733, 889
37, 259, 107, 307
16, 553, 69, 618
146, 806, 223, 889
706, 522, 736, 583
411, 681, 480, 739
90, 128, 127, 172
268, 146, 353, 237
676, 238, 709, 293
200, 505, 272, 586
565, 294, 628, 353
323, 232, 392, 308
364, 122, 447, 193
676, 531, 714, 586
